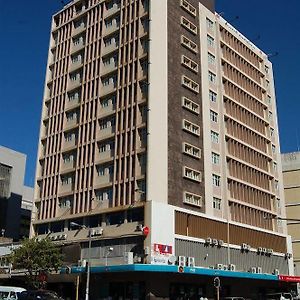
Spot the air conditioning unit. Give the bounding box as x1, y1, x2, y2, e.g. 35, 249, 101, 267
90, 229, 96, 236
178, 256, 186, 267
218, 240, 224, 247
187, 257, 195, 267
267, 249, 273, 256
257, 267, 262, 274
94, 228, 103, 236
205, 237, 212, 245
216, 264, 223, 270
136, 224, 144, 231
250, 267, 257, 273
273, 269, 280, 276
262, 248, 267, 253
212, 239, 218, 246
223, 265, 228, 271
257, 247, 263, 254
78, 259, 87, 267
285, 253, 292, 259
228, 264, 236, 271
52, 235, 58, 241
168, 256, 177, 265
246, 244, 251, 251
241, 243, 247, 251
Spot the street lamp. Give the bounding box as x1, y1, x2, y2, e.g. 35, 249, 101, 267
70, 222, 92, 300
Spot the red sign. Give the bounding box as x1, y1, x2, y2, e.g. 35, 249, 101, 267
143, 226, 150, 236
154, 243, 173, 254
279, 275, 300, 283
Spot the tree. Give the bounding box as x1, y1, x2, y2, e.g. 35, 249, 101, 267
10, 238, 63, 288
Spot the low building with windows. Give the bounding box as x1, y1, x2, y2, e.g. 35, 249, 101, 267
0, 146, 33, 241
282, 152, 300, 276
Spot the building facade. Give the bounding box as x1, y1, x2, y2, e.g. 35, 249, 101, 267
0, 146, 33, 241
31, 0, 292, 289
282, 152, 300, 276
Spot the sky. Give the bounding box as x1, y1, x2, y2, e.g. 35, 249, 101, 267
0, 0, 299, 187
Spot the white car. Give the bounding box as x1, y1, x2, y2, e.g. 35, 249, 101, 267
266, 293, 294, 300
0, 286, 26, 300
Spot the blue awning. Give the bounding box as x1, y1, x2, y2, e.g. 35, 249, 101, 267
61, 264, 279, 281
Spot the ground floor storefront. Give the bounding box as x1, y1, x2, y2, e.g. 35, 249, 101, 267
55, 265, 299, 299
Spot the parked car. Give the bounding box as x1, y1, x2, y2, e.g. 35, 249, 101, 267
0, 286, 26, 300
18, 290, 63, 300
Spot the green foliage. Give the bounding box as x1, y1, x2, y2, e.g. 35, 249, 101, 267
10, 238, 63, 288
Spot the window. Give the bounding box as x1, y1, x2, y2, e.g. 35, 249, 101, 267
69, 91, 80, 101
103, 77, 110, 86
207, 35, 214, 47
209, 90, 217, 102
183, 142, 201, 159
181, 16, 197, 35
183, 119, 200, 136
63, 153, 74, 163
181, 55, 198, 73
211, 152, 220, 164
65, 132, 76, 142
61, 175, 73, 185
274, 180, 279, 191
267, 95, 271, 105
66, 111, 77, 121
273, 162, 277, 172
272, 144, 276, 154
184, 192, 202, 207
183, 167, 202, 182
208, 71, 216, 83
182, 96, 199, 114
105, 18, 113, 28
182, 75, 199, 93
73, 35, 84, 46
206, 18, 214, 30
74, 19, 85, 28
59, 197, 72, 208
103, 57, 111, 66
181, 35, 198, 53
70, 73, 78, 81
211, 131, 219, 143
212, 174, 221, 187
72, 53, 82, 63
208, 52, 215, 65
213, 197, 221, 210
270, 128, 274, 137
210, 110, 218, 122
268, 111, 273, 121
265, 65, 269, 74
95, 188, 113, 201
180, 0, 197, 17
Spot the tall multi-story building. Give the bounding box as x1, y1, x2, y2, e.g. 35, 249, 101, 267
31, 0, 294, 297
0, 146, 33, 241
282, 152, 300, 276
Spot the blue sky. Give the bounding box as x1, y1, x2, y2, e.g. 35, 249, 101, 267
0, 0, 299, 187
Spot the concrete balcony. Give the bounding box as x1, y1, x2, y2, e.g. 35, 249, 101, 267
59, 183, 74, 194
105, 4, 121, 18
69, 60, 83, 73
61, 160, 76, 172
71, 42, 85, 54
98, 104, 115, 118
94, 174, 113, 186
68, 78, 82, 91
64, 118, 79, 130
102, 42, 118, 56
73, 23, 86, 36
63, 139, 77, 150
97, 126, 115, 139
103, 22, 120, 37
65, 99, 80, 111
100, 83, 117, 97
95, 150, 114, 163
100, 63, 118, 76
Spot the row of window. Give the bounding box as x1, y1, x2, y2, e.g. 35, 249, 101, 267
179, 0, 203, 210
